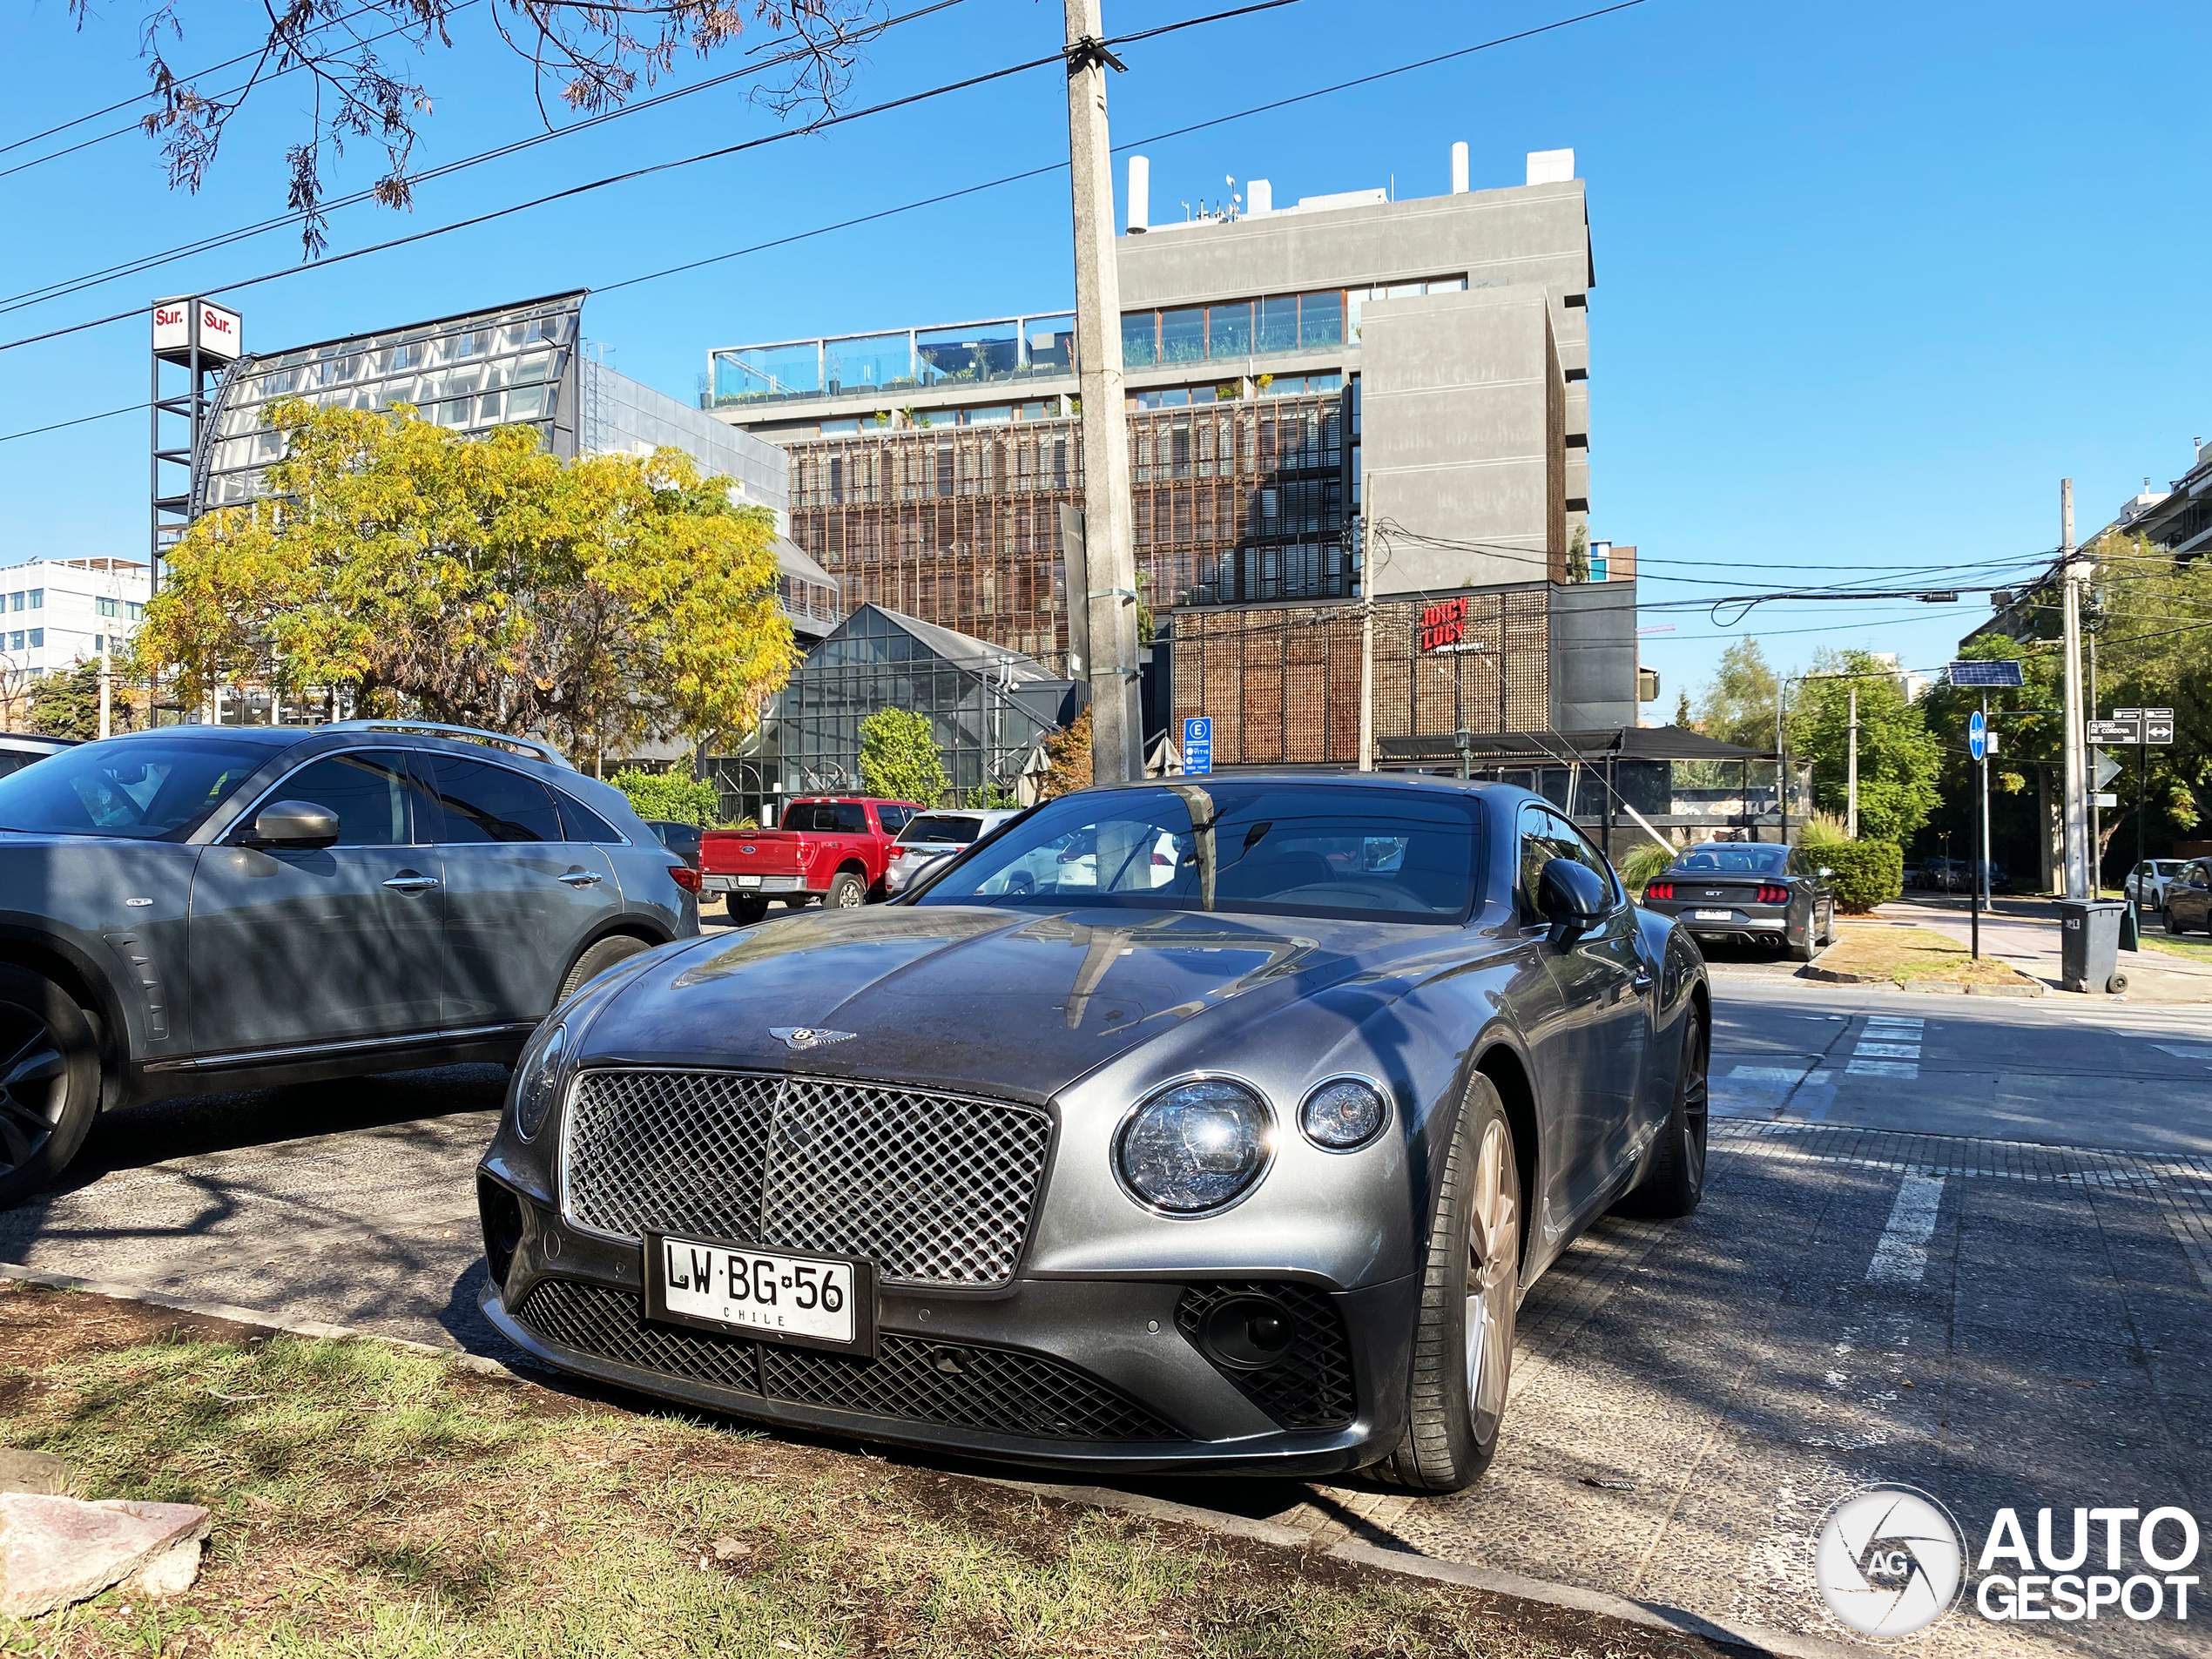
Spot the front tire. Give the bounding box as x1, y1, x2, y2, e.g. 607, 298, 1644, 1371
0, 968, 103, 1210
1616, 1004, 1710, 1219
1376, 1074, 1521, 1493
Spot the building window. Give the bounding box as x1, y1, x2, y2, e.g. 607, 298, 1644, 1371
127, 602, 144, 622
6, 632, 20, 651
26, 590, 41, 609
5, 592, 18, 612
97, 596, 119, 617
26, 629, 41, 648
1121, 311, 1157, 368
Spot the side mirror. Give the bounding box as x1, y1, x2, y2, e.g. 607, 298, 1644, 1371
1538, 858, 1608, 941
246, 800, 341, 849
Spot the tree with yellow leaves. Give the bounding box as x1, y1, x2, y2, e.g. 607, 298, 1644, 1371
135, 399, 799, 763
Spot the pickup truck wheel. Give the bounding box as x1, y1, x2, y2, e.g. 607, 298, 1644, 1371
728, 894, 770, 926
826, 871, 867, 909
0, 967, 102, 1209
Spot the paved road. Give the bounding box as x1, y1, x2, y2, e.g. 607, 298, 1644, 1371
3, 948, 2208, 1656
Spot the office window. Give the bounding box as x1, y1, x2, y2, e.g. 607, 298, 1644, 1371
97, 597, 118, 618
1120, 311, 1157, 368
127, 602, 144, 622
93, 635, 105, 654
1206, 300, 1252, 357
26, 629, 41, 648
6, 632, 20, 651
1258, 295, 1299, 354
26, 590, 41, 609
5, 593, 18, 612
1298, 291, 1344, 349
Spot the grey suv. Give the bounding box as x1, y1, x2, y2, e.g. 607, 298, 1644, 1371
0, 721, 699, 1204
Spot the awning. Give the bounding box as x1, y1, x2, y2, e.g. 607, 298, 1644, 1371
1375, 725, 1781, 765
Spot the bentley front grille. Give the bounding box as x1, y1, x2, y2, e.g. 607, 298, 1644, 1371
516, 1278, 1179, 1443
561, 1069, 1053, 1287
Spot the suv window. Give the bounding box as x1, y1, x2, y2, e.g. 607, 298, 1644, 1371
258, 750, 422, 846
552, 789, 625, 845
421, 754, 563, 844
876, 804, 916, 835
901, 813, 982, 844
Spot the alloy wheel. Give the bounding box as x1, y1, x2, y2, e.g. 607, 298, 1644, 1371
1681, 1015, 1710, 1193
0, 1001, 68, 1177
1464, 1116, 1520, 1444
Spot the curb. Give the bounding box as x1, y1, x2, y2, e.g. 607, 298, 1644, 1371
983, 1476, 1865, 1659
1795, 966, 2044, 995
1, 1264, 1862, 1659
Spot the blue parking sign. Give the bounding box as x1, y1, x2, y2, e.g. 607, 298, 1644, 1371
1183, 715, 1213, 776
1968, 710, 1986, 763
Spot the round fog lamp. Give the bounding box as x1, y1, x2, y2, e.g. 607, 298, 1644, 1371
516, 1021, 568, 1141
1116, 1079, 1273, 1214
1300, 1077, 1388, 1150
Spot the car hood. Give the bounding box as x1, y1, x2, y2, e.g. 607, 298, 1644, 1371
575, 903, 1465, 1101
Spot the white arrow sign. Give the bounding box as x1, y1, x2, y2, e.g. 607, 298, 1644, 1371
2094, 748, 2123, 791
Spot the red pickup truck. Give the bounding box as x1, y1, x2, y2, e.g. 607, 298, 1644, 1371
700, 797, 921, 924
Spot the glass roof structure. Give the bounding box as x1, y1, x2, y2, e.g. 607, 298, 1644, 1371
708, 314, 1079, 410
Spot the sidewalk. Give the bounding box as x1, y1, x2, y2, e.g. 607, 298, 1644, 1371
1881, 894, 2212, 1003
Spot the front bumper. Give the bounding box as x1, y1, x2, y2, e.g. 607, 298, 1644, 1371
479, 1171, 1415, 1476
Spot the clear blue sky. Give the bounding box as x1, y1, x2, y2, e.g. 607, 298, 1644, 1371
3, 0, 2206, 710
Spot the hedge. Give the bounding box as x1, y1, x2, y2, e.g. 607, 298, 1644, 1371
1801, 840, 1903, 912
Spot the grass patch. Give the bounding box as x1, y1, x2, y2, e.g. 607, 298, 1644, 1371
1816, 922, 2042, 988
2137, 929, 2212, 963
0, 1284, 1732, 1659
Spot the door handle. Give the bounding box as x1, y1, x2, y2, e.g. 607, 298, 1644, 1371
558, 871, 604, 887
1631, 972, 1655, 992
383, 874, 441, 893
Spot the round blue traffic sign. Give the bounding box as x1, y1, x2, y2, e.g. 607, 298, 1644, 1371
1968, 710, 1986, 762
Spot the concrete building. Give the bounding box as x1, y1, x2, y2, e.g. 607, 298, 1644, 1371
705, 147, 1637, 766
0, 556, 150, 684
2132, 437, 2212, 562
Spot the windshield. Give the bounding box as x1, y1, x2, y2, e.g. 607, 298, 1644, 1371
0, 736, 272, 840
1672, 845, 1789, 876
914, 784, 1480, 923
900, 813, 984, 845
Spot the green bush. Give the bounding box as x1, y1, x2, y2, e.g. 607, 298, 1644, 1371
1809, 840, 1903, 912
859, 707, 949, 807
1618, 840, 1674, 896
610, 766, 721, 826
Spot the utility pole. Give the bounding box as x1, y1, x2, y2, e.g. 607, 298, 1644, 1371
1845, 684, 1859, 840
1356, 480, 1374, 771
1062, 0, 1143, 785
2060, 477, 2090, 899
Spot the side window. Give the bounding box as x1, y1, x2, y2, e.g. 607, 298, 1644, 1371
1516, 804, 1555, 922
876, 804, 915, 835
834, 801, 868, 833
256, 750, 421, 847
1545, 811, 1620, 907
551, 789, 626, 845
421, 754, 563, 844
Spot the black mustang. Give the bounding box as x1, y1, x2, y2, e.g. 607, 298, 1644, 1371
1639, 840, 1834, 961
477, 777, 1711, 1492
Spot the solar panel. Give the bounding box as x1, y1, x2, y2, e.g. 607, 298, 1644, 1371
1946, 659, 2025, 688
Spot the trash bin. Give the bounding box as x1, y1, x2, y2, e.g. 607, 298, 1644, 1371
2058, 899, 2128, 995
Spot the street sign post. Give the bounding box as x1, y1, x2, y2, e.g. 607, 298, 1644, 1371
2145, 707, 2175, 745
1968, 710, 1986, 762
2087, 718, 2142, 745
1182, 714, 1212, 777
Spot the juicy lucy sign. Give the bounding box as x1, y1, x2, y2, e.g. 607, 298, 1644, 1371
152, 299, 241, 361
1418, 596, 1473, 655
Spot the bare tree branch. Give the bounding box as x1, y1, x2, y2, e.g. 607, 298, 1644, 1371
72, 0, 873, 254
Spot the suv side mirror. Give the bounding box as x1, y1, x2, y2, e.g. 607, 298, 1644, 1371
246, 800, 341, 849
1538, 858, 1608, 941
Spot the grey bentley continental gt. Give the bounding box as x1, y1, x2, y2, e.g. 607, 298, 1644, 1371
476, 775, 1710, 1491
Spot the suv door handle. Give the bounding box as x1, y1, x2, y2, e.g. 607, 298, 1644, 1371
383, 874, 441, 893
1630, 972, 1655, 994
558, 871, 604, 887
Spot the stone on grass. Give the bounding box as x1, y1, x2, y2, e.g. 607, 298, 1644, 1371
0, 1492, 212, 1616
0, 1450, 70, 1496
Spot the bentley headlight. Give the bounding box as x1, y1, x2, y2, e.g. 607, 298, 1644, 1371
1116, 1079, 1273, 1214
1300, 1077, 1389, 1150
515, 1021, 569, 1141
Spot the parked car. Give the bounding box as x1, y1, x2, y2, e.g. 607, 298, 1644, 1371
2163, 860, 2212, 934
644, 819, 704, 871
972, 824, 1184, 894
476, 776, 1710, 1491
882, 807, 1023, 895
0, 720, 699, 1206
2126, 859, 2188, 914
698, 797, 920, 924
0, 733, 77, 780
1899, 861, 1924, 891
1639, 840, 1835, 962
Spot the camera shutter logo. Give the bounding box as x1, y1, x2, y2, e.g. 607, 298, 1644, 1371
1813, 1485, 1965, 1638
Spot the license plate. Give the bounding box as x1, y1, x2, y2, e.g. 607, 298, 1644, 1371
736, 873, 762, 887
1695, 908, 1733, 921
644, 1232, 876, 1356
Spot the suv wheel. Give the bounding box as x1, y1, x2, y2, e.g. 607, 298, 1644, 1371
826, 871, 867, 909
0, 967, 103, 1208
555, 935, 651, 1007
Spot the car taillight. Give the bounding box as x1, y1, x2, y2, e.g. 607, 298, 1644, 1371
1646, 880, 1674, 900
1151, 851, 1173, 866
1757, 882, 1789, 904
669, 865, 702, 894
